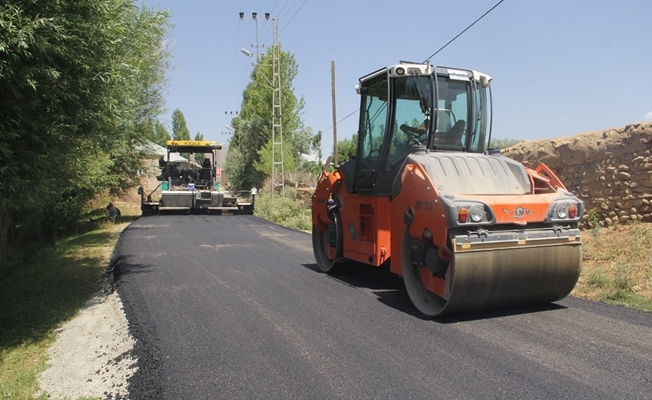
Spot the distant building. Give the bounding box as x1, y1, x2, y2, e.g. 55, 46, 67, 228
299, 151, 320, 164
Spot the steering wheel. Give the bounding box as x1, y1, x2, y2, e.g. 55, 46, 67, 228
366, 148, 380, 158
399, 124, 425, 146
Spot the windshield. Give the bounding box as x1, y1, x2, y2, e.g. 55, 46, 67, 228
383, 70, 487, 156
432, 75, 474, 151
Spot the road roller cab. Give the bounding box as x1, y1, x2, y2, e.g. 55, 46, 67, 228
311, 61, 584, 317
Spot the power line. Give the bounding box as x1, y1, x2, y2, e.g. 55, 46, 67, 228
423, 0, 506, 62
320, 108, 358, 134
280, 0, 307, 34
322, 0, 506, 136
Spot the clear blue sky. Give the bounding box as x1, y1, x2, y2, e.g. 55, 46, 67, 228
140, 0, 652, 159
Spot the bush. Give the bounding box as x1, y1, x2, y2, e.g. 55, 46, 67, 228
254, 188, 312, 231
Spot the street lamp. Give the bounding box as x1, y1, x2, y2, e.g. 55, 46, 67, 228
239, 11, 270, 62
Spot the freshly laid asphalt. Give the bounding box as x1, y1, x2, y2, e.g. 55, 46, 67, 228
113, 214, 652, 399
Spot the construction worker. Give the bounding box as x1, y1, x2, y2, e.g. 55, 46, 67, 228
107, 202, 121, 222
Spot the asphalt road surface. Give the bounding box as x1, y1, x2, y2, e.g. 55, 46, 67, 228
114, 214, 652, 399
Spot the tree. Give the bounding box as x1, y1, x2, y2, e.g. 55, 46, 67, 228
152, 121, 172, 147
172, 109, 191, 140
193, 132, 205, 165
224, 46, 316, 191
311, 130, 323, 162
0, 1, 171, 270
171, 109, 191, 159
336, 134, 358, 165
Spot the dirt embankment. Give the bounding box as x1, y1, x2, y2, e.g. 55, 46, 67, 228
502, 122, 652, 226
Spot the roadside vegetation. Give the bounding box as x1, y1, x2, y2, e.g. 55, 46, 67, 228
254, 188, 313, 232
0, 1, 172, 276
573, 219, 652, 311
0, 202, 140, 399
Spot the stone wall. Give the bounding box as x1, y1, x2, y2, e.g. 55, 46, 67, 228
502, 122, 652, 226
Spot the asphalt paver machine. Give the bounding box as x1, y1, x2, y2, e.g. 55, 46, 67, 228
139, 140, 254, 215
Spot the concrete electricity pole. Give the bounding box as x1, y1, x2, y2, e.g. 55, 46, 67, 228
331, 61, 338, 167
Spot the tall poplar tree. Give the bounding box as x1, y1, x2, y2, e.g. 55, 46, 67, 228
172, 109, 192, 140
224, 46, 315, 190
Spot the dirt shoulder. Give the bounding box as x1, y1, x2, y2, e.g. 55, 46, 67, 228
37, 290, 136, 399
37, 213, 138, 400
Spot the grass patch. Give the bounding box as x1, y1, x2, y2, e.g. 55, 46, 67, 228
575, 221, 652, 312
0, 202, 136, 399
253, 188, 312, 232
587, 268, 610, 288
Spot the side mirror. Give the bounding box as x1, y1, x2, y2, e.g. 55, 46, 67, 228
137, 187, 143, 195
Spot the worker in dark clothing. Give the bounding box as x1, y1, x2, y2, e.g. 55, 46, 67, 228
107, 202, 121, 222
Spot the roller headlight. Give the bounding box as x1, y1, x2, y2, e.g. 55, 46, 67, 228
547, 200, 583, 222
556, 203, 569, 219
454, 202, 491, 225
469, 205, 485, 222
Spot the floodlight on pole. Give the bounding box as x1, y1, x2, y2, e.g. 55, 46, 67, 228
240, 48, 252, 57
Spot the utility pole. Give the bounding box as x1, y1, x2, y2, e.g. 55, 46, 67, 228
239, 12, 283, 198
270, 17, 284, 197
239, 12, 270, 63
331, 61, 338, 167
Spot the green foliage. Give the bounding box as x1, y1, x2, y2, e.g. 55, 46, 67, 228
311, 130, 323, 161
300, 159, 323, 177
586, 209, 601, 233
224, 46, 317, 191
254, 189, 311, 231
0, 0, 171, 261
171, 109, 191, 159
193, 132, 205, 165
254, 141, 298, 177
224, 116, 267, 190
579, 221, 652, 311
172, 109, 191, 140
588, 269, 609, 287
336, 134, 358, 165
152, 121, 172, 147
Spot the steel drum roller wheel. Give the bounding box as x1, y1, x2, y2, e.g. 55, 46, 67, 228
312, 210, 343, 273
401, 226, 447, 317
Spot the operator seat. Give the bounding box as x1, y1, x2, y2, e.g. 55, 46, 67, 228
449, 120, 466, 144
199, 159, 212, 185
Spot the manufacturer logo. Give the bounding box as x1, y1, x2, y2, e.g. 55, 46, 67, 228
503, 207, 531, 218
